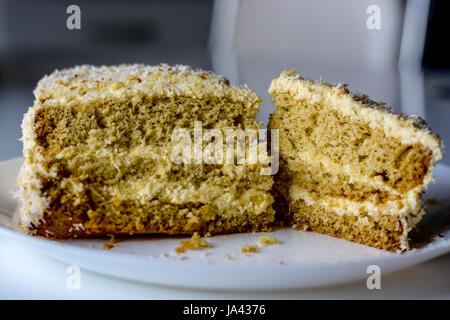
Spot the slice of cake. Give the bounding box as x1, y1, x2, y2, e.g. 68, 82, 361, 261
17, 64, 275, 239
268, 70, 443, 252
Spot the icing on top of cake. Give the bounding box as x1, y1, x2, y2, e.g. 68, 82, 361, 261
34, 64, 259, 105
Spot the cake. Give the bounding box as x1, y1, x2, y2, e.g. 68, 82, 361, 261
17, 64, 275, 239
268, 70, 443, 252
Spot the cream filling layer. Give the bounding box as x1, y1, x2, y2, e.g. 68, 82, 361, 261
289, 186, 422, 219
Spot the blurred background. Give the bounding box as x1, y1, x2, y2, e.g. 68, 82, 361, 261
0, 0, 449, 163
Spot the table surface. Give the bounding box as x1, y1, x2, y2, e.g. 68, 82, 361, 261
1, 234, 449, 299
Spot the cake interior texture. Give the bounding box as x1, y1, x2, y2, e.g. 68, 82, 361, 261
18, 64, 274, 238
268, 70, 443, 252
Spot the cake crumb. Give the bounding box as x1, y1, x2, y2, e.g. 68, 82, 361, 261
241, 244, 259, 254
175, 233, 210, 254
181, 256, 189, 261
103, 235, 117, 250
224, 254, 233, 261
103, 242, 115, 250
160, 252, 169, 258
278, 259, 285, 265
258, 235, 280, 246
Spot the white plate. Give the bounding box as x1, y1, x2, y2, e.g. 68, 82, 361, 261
1, 157, 449, 290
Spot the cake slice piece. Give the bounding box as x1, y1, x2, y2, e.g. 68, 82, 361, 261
18, 64, 274, 239
268, 70, 443, 252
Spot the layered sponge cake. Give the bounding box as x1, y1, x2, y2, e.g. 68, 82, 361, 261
17, 64, 275, 239
268, 70, 443, 252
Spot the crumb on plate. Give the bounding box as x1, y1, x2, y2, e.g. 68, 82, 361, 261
175, 232, 210, 254
103, 242, 115, 250
258, 235, 280, 246
241, 244, 259, 254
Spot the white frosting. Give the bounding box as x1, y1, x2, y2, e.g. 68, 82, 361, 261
17, 105, 51, 231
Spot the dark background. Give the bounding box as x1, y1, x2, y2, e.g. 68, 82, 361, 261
423, 0, 450, 70
0, 0, 213, 85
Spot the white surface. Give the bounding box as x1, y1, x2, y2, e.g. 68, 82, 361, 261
1, 234, 449, 299
1, 157, 450, 292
